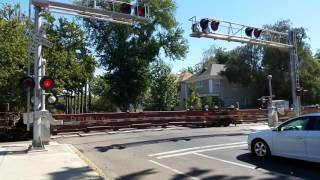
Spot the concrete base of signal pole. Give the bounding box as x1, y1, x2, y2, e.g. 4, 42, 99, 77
31, 111, 54, 149
267, 106, 278, 127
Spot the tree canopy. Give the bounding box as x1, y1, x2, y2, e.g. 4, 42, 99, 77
79, 0, 188, 110
0, 4, 28, 111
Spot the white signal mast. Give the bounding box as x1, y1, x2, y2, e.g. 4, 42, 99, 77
189, 16, 300, 117
28, 0, 151, 148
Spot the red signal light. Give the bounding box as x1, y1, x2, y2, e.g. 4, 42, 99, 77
135, 6, 145, 17
254, 29, 262, 38
210, 21, 220, 31
20, 76, 35, 91
40, 76, 54, 91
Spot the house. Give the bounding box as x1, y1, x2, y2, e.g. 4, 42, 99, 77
179, 64, 256, 108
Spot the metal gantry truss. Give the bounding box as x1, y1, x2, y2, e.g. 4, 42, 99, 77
32, 0, 151, 25
189, 16, 301, 117
189, 16, 293, 51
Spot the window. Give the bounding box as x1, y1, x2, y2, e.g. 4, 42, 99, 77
279, 117, 311, 131
195, 81, 203, 89
310, 116, 320, 131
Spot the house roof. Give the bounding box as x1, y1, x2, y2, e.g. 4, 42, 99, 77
175, 72, 193, 82
186, 64, 225, 82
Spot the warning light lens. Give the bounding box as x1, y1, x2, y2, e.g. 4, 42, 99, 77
210, 21, 220, 31
254, 29, 262, 38
136, 6, 145, 17
40, 76, 54, 91
200, 18, 210, 33
120, 3, 131, 14
20, 76, 35, 91
245, 27, 254, 37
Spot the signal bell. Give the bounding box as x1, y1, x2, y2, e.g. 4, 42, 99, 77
40, 76, 54, 91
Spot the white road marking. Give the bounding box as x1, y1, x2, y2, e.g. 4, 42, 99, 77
156, 144, 247, 159
149, 160, 200, 180
194, 153, 275, 174
194, 153, 256, 169
149, 142, 246, 157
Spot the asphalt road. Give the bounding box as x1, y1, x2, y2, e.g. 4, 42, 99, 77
56, 124, 320, 180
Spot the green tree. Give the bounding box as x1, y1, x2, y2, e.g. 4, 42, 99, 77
0, 3, 28, 111
43, 16, 96, 112
218, 20, 319, 105
147, 59, 178, 110
90, 75, 114, 111
187, 85, 201, 109
77, 0, 188, 110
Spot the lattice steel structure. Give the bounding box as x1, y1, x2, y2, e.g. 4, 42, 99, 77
189, 16, 300, 117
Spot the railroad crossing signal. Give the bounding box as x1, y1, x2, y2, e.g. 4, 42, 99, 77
28, 0, 152, 148
198, 18, 220, 33
20, 76, 35, 91
244, 27, 262, 38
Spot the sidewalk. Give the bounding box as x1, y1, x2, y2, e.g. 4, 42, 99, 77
0, 141, 105, 180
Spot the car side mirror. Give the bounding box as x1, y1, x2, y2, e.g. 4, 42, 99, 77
271, 127, 280, 132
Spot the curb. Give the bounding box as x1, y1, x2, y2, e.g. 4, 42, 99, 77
67, 144, 109, 180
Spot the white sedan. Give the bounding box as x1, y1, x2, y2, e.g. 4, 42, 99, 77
248, 113, 320, 163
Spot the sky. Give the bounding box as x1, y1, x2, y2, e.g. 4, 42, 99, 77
3, 0, 320, 73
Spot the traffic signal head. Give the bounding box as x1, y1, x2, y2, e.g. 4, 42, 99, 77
200, 18, 210, 33
40, 76, 54, 91
254, 29, 262, 38
135, 6, 145, 17
210, 20, 220, 31
120, 3, 131, 14
245, 27, 254, 37
20, 76, 35, 91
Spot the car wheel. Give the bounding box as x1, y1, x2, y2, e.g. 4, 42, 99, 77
252, 139, 270, 158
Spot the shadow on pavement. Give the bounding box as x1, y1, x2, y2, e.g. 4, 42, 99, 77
115, 169, 157, 180
115, 167, 252, 180
237, 153, 320, 179
171, 167, 211, 180
171, 167, 251, 180
95, 133, 246, 152
47, 167, 104, 180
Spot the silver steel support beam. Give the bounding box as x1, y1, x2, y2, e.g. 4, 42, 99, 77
32, 0, 151, 25
190, 32, 293, 51
32, 6, 44, 148
288, 30, 300, 116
